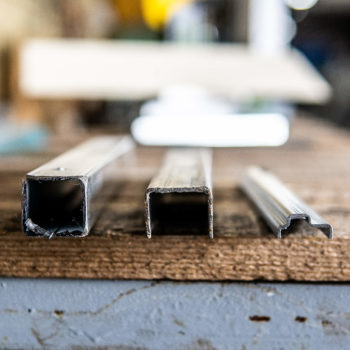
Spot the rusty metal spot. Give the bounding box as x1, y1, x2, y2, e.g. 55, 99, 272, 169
54, 309, 64, 317
295, 316, 307, 323
249, 315, 270, 322
195, 339, 218, 350
173, 318, 185, 327
322, 319, 332, 327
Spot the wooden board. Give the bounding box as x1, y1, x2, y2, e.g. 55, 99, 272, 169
18, 40, 331, 103
1, 117, 350, 281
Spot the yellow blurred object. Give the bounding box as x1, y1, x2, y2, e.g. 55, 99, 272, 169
141, 0, 193, 30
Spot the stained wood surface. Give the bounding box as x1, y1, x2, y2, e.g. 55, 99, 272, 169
1, 117, 350, 281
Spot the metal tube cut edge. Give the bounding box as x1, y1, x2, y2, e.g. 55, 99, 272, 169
145, 148, 213, 238
22, 136, 134, 238
239, 166, 333, 239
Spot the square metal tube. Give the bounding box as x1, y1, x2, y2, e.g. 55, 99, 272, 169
145, 149, 213, 238
22, 136, 134, 238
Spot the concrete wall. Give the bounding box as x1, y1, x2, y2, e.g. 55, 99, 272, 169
1, 279, 350, 349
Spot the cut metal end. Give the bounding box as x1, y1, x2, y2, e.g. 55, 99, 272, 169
145, 187, 214, 238
145, 149, 213, 238
22, 176, 88, 238
240, 166, 333, 239
276, 214, 333, 239
22, 136, 134, 238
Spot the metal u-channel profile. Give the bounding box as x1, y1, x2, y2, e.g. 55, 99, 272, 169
22, 136, 134, 238
145, 148, 213, 238
239, 166, 333, 239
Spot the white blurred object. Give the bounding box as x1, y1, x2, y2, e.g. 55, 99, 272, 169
285, 0, 319, 10
140, 85, 234, 116
132, 86, 290, 147
165, 2, 218, 42
131, 113, 289, 147
249, 0, 296, 56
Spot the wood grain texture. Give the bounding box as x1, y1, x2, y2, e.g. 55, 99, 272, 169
1, 117, 350, 281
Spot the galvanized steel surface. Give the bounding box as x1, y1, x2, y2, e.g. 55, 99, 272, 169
145, 148, 213, 238
22, 136, 134, 237
240, 166, 333, 238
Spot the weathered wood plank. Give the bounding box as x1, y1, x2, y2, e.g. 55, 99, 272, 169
0, 117, 350, 280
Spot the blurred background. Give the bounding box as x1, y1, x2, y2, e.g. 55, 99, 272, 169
0, 0, 346, 152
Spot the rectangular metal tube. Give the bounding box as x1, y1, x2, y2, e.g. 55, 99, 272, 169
22, 136, 134, 238
145, 148, 213, 238
239, 166, 333, 238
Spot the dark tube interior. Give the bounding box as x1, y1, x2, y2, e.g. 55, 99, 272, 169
149, 192, 209, 235
26, 178, 84, 236
281, 218, 319, 237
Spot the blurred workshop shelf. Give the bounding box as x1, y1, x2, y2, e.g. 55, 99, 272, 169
1, 117, 350, 281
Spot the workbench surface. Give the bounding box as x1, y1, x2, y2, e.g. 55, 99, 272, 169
1, 117, 350, 281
